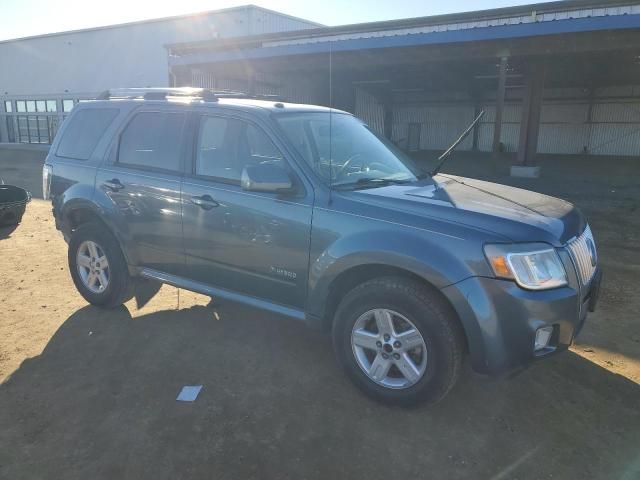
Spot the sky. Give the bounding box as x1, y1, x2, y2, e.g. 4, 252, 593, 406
0, 0, 557, 42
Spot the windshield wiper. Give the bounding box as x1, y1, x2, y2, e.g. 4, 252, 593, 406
333, 177, 413, 190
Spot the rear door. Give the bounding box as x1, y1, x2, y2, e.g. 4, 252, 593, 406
95, 106, 189, 276
181, 110, 313, 309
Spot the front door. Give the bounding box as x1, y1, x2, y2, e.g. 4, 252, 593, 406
95, 108, 188, 276
181, 112, 313, 309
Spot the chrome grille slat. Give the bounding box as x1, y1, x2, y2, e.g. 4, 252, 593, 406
566, 225, 597, 285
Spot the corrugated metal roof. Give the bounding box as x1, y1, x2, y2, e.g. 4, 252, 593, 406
168, 0, 640, 54
168, 6, 640, 67
264, 4, 640, 48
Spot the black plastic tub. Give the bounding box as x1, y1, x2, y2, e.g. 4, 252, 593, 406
0, 185, 31, 227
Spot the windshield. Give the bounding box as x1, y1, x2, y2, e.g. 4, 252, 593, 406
274, 112, 423, 187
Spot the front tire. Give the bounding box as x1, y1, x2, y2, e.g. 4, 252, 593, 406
68, 222, 134, 308
332, 277, 465, 406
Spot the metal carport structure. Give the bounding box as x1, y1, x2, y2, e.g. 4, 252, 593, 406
167, 0, 640, 174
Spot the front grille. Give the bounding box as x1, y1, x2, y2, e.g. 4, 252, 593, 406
566, 225, 597, 285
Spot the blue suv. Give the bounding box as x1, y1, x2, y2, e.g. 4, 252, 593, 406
44, 88, 601, 405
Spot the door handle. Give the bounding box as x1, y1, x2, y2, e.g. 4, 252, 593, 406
103, 178, 124, 191
191, 194, 219, 210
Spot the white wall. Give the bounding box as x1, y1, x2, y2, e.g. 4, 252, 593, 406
0, 6, 317, 96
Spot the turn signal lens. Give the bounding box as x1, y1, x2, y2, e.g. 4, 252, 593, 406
489, 256, 511, 278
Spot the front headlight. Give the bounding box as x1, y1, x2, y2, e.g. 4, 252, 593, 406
484, 243, 567, 290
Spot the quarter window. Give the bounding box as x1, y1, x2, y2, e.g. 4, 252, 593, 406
195, 116, 283, 182
118, 112, 186, 172
56, 108, 119, 160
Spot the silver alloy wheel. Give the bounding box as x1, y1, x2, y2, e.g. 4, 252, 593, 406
351, 308, 428, 389
76, 240, 110, 293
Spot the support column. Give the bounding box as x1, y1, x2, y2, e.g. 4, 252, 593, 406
585, 86, 595, 154
513, 60, 546, 176
471, 86, 483, 152
383, 100, 393, 140
492, 56, 508, 155
0, 100, 8, 143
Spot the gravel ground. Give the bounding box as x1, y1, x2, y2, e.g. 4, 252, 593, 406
0, 146, 639, 480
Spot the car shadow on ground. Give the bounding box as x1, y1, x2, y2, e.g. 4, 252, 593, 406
1, 303, 639, 480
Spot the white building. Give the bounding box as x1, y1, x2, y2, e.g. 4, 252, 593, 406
0, 5, 320, 144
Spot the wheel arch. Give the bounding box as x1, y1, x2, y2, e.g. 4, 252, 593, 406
317, 262, 469, 353
62, 200, 134, 267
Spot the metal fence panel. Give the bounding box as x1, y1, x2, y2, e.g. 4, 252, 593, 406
355, 88, 385, 136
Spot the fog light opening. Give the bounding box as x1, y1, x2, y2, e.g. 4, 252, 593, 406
534, 326, 554, 351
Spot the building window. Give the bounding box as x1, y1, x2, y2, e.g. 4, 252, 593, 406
46, 100, 57, 112
63, 99, 75, 112
4, 101, 12, 113
16, 101, 26, 113
36, 100, 46, 112
26, 100, 36, 112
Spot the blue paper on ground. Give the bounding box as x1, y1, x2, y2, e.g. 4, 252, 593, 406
176, 385, 203, 402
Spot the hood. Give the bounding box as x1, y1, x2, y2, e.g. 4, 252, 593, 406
353, 174, 586, 245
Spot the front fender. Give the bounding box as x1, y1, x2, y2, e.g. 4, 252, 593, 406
306, 227, 487, 320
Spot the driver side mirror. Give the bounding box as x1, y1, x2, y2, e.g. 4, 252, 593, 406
241, 164, 294, 193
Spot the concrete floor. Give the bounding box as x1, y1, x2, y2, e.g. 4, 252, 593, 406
0, 145, 639, 480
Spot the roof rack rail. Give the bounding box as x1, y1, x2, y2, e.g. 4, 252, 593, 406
96, 87, 285, 103
96, 87, 221, 101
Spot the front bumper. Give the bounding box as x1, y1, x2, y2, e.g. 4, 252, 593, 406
441, 266, 601, 375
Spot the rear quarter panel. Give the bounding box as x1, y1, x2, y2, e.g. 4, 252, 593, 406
49, 102, 132, 240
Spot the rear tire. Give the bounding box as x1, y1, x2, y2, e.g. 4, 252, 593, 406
332, 276, 464, 406
68, 222, 134, 308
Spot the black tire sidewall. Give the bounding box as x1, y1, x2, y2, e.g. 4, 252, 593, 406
333, 278, 461, 406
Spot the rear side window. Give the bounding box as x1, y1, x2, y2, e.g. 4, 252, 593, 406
118, 112, 186, 172
56, 108, 119, 160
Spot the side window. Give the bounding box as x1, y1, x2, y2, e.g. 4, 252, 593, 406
118, 112, 186, 172
246, 124, 283, 162
56, 108, 119, 160
195, 116, 232, 179
195, 117, 283, 183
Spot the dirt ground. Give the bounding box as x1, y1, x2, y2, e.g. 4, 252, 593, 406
0, 146, 639, 480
